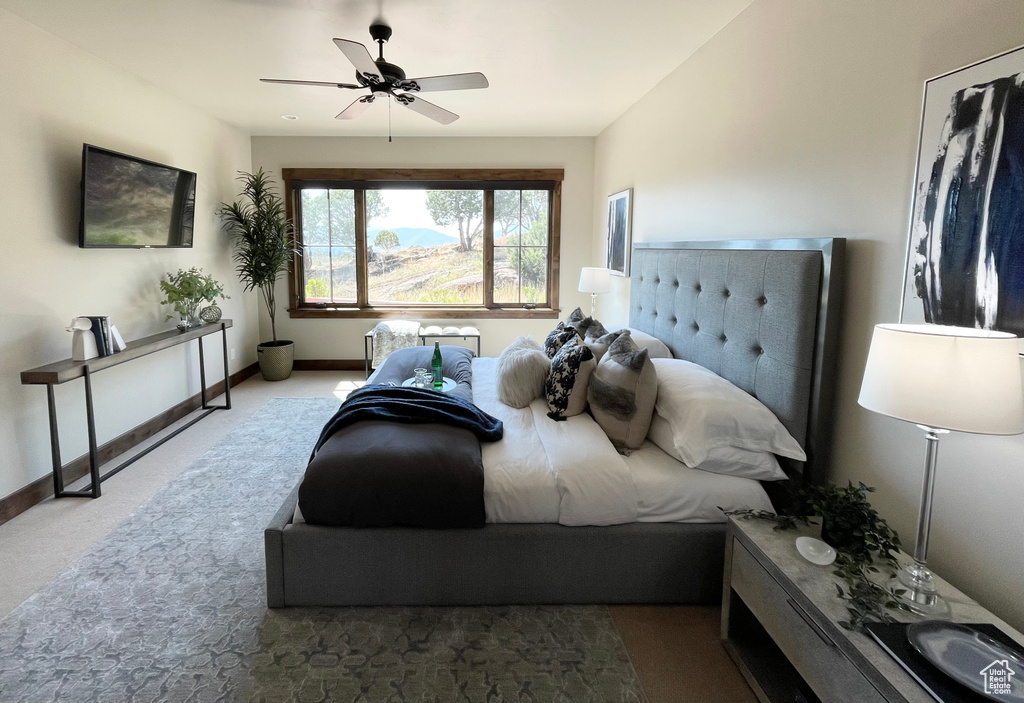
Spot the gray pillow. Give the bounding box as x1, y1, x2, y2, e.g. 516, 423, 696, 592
564, 306, 607, 340
368, 345, 474, 402
545, 337, 596, 420
603, 326, 673, 359
496, 337, 549, 408
584, 329, 625, 364
587, 331, 658, 451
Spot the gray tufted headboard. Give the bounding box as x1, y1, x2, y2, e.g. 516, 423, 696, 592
629, 238, 845, 490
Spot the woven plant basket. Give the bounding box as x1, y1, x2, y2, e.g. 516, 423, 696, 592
257, 340, 294, 381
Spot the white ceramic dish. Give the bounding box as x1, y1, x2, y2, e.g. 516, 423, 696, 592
795, 536, 837, 566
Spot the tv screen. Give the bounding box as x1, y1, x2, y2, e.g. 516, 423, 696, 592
79, 144, 196, 248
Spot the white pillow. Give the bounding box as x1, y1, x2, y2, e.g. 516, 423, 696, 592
650, 358, 806, 468
603, 326, 673, 359
647, 413, 787, 480
496, 337, 549, 408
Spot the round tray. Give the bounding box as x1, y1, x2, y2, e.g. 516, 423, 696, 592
401, 376, 456, 393
908, 621, 1024, 702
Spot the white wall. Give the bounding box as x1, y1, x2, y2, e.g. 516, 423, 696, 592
592, 0, 1024, 628
251, 137, 595, 358
0, 9, 257, 501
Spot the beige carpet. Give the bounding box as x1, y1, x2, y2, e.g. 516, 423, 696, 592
612, 606, 756, 703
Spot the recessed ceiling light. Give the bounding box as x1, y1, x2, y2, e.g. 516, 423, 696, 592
281, 114, 299, 120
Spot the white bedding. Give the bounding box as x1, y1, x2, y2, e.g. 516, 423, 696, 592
472, 357, 773, 526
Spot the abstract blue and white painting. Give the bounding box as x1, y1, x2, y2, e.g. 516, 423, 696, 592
606, 188, 632, 276
902, 45, 1024, 346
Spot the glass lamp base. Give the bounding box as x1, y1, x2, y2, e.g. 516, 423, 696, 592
891, 562, 951, 617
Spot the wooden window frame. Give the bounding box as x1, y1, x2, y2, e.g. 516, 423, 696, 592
283, 168, 563, 320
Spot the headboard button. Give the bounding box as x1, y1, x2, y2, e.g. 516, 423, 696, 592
758, 296, 767, 305
721, 334, 727, 342
724, 289, 731, 297
754, 346, 763, 354
695, 284, 702, 292
693, 323, 699, 331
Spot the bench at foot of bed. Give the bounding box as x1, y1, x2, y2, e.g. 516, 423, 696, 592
265, 485, 726, 607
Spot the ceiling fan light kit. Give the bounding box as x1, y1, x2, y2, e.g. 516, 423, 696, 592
261, 22, 488, 135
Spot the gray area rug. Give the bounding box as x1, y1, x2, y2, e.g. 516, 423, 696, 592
0, 398, 643, 703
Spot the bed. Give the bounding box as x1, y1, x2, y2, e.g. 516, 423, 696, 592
264, 238, 846, 607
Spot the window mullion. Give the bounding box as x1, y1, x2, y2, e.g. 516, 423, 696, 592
483, 190, 494, 308
355, 189, 368, 308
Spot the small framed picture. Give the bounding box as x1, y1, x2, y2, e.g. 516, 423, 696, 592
606, 189, 632, 276
900, 43, 1024, 353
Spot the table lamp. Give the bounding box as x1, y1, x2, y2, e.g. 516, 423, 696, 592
858, 324, 1023, 616
578, 267, 611, 317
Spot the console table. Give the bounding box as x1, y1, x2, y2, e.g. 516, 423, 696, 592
21, 320, 232, 499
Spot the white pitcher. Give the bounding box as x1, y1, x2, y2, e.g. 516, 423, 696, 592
66, 317, 99, 361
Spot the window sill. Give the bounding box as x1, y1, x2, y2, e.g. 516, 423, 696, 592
288, 306, 561, 320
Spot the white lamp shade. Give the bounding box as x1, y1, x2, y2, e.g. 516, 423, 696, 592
578, 267, 611, 294
858, 324, 1024, 434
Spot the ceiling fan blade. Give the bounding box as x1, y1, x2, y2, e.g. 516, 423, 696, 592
261, 79, 362, 89
399, 72, 489, 93
335, 95, 376, 120
332, 38, 383, 83
396, 95, 458, 125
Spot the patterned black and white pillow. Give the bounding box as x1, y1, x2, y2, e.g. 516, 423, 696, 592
543, 321, 580, 359
545, 337, 597, 421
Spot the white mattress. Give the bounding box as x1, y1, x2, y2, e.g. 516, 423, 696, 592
472, 357, 774, 526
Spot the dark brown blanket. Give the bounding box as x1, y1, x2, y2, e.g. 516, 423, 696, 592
299, 419, 487, 528
298, 348, 499, 528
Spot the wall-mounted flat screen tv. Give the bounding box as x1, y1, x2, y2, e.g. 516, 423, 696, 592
79, 144, 196, 248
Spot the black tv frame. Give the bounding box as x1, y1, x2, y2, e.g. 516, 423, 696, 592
78, 144, 197, 249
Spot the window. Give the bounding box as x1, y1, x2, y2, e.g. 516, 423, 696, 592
283, 169, 563, 319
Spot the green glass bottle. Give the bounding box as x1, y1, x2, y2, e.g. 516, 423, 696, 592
431, 341, 443, 390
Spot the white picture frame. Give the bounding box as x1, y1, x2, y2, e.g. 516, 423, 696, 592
899, 44, 1024, 354
606, 189, 632, 276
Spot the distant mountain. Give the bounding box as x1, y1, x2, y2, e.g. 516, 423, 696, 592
368, 227, 458, 250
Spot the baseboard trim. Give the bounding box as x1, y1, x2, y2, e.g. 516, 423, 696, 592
0, 362, 259, 526
292, 359, 363, 371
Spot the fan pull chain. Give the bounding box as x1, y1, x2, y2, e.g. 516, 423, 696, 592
388, 97, 392, 143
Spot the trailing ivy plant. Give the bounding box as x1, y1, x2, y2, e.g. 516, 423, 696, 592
726, 482, 905, 631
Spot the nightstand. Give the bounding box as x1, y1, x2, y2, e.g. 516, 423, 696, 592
721, 516, 1024, 703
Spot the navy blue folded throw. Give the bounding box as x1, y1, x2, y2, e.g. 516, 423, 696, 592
310, 384, 503, 461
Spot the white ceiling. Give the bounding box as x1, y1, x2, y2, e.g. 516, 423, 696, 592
0, 0, 750, 137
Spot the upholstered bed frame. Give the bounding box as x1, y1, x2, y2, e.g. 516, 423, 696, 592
264, 238, 845, 607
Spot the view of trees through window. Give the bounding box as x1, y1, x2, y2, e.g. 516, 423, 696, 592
300, 187, 550, 306
494, 190, 549, 304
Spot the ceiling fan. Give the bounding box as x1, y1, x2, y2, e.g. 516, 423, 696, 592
261, 23, 488, 126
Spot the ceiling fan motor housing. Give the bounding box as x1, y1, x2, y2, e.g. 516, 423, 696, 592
368, 23, 392, 43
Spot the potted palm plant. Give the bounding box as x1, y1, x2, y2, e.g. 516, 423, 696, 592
218, 169, 299, 381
